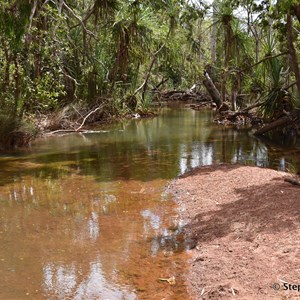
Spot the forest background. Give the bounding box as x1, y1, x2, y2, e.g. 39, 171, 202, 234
0, 0, 299, 148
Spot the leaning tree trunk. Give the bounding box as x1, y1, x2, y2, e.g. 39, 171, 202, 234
202, 71, 222, 108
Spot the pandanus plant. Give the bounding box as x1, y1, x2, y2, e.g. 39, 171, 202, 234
259, 32, 295, 120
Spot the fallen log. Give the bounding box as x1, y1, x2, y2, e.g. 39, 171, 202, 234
284, 177, 300, 187
254, 110, 300, 136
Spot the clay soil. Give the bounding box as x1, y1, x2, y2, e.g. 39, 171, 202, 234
169, 164, 300, 300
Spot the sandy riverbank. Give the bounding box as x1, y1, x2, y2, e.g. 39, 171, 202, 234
169, 164, 300, 299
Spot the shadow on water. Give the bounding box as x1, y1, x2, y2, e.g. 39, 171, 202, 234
1, 107, 300, 299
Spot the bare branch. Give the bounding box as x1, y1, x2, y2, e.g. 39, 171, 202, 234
28, 0, 38, 31
243, 51, 289, 72
58, 1, 96, 38
284, 81, 297, 90
132, 27, 172, 99
76, 107, 100, 131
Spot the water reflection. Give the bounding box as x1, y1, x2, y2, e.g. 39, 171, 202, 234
141, 209, 161, 231
0, 107, 300, 299
43, 262, 136, 300
87, 212, 100, 241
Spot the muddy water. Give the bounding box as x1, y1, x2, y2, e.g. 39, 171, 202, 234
1, 107, 300, 300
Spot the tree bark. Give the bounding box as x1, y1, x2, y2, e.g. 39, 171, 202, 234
287, 13, 300, 98
13, 55, 20, 118
231, 89, 237, 111
202, 71, 222, 108
211, 3, 217, 64
293, 4, 300, 23
2, 40, 11, 92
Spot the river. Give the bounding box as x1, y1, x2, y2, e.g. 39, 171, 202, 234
0, 107, 299, 299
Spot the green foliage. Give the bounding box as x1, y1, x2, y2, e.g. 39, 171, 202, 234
27, 73, 66, 111
0, 114, 38, 149
0, 0, 300, 149
0, 0, 31, 49
136, 94, 153, 113
261, 89, 291, 119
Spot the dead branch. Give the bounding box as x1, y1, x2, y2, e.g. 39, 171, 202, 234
254, 110, 300, 136
60, 1, 96, 38
153, 78, 169, 90
133, 25, 172, 100
46, 129, 84, 135
45, 107, 101, 135
28, 0, 38, 31
133, 42, 167, 99
76, 107, 100, 131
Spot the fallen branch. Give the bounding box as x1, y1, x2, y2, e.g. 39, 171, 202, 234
160, 91, 209, 102
46, 129, 85, 135
46, 107, 101, 135
76, 107, 100, 131
254, 110, 300, 135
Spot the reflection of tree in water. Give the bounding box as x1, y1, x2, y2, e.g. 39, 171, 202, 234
205, 125, 270, 167
141, 209, 187, 257
1, 108, 299, 187
43, 261, 137, 300
257, 135, 300, 173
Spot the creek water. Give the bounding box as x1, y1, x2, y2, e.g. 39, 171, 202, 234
0, 107, 300, 300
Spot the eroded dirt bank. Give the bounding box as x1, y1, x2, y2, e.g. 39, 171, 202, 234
169, 164, 300, 300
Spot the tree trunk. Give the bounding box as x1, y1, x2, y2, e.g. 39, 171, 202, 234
222, 17, 234, 102
287, 13, 300, 98
109, 29, 130, 92
2, 41, 10, 92
231, 89, 237, 111
203, 71, 222, 108
293, 4, 300, 23
13, 54, 20, 118
211, 4, 217, 64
